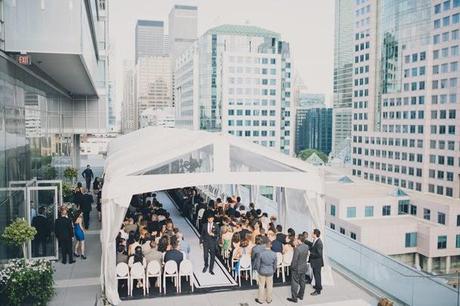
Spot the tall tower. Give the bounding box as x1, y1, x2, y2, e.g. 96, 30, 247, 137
135, 20, 165, 63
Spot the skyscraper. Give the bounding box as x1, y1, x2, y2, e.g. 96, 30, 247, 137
295, 107, 333, 155
135, 20, 165, 63
333, 0, 354, 162
135, 56, 172, 126
168, 5, 198, 61
175, 25, 294, 155
121, 61, 136, 134
350, 0, 460, 198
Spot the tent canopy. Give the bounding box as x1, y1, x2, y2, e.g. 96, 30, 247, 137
101, 127, 327, 304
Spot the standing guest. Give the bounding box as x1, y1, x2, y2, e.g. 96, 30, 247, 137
92, 177, 101, 193
55, 207, 75, 264
287, 233, 310, 303
254, 237, 277, 304
251, 235, 265, 267
81, 164, 94, 191
32, 206, 51, 257
81, 190, 93, 230
73, 212, 87, 259
200, 215, 219, 274
164, 236, 184, 266
308, 229, 324, 296
73, 184, 84, 209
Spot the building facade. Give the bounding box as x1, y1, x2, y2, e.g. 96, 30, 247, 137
175, 25, 294, 155
333, 0, 354, 162
1, 0, 108, 260
168, 5, 198, 61
295, 107, 333, 155
325, 168, 460, 274
135, 20, 166, 63
140, 107, 175, 129
135, 56, 173, 127
350, 0, 460, 199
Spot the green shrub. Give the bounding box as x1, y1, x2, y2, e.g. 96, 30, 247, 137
63, 167, 78, 182
1, 218, 37, 259
0, 259, 54, 306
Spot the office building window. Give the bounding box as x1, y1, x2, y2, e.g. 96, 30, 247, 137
410, 205, 417, 216
405, 232, 417, 247
424, 208, 431, 220
457, 235, 460, 248
347, 207, 356, 218
340, 227, 346, 235
330, 204, 336, 216
438, 212, 446, 225
457, 215, 460, 226
365, 206, 374, 217
351, 232, 357, 240
398, 200, 410, 214
330, 223, 335, 230
382, 205, 391, 216
437, 235, 447, 249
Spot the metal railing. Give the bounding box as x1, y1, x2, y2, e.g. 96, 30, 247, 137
326, 228, 458, 306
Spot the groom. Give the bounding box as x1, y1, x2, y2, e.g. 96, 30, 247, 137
200, 214, 220, 274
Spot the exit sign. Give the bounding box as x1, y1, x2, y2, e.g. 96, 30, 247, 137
16, 54, 31, 65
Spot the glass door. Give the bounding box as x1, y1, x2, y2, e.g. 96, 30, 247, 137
27, 186, 59, 260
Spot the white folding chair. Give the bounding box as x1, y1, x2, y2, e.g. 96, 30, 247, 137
179, 259, 194, 292
163, 260, 179, 294
196, 208, 205, 228
276, 252, 285, 282
116, 262, 130, 296
282, 251, 294, 276
129, 262, 146, 296
238, 254, 253, 286
146, 261, 162, 295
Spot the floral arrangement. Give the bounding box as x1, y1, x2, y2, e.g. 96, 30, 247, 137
1, 218, 37, 259
0, 259, 54, 306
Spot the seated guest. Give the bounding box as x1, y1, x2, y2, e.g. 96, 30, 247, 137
144, 240, 163, 265
128, 246, 146, 268
269, 231, 283, 253
157, 235, 170, 253
276, 224, 287, 244
164, 236, 184, 266
116, 244, 128, 264
177, 232, 191, 258
260, 213, 270, 231
127, 231, 141, 256
147, 214, 161, 233
124, 217, 137, 234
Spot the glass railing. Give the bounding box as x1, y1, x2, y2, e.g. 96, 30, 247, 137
325, 228, 458, 306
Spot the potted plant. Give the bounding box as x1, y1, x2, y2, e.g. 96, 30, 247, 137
63, 166, 78, 184
1, 218, 37, 259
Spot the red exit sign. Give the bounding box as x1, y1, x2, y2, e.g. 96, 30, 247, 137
16, 54, 31, 65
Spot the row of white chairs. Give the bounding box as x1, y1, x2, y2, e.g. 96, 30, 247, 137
116, 259, 194, 296
231, 251, 293, 286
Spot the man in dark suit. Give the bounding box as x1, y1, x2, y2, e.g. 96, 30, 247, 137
308, 228, 324, 295
200, 215, 219, 274
32, 206, 51, 257
81, 191, 93, 230
287, 233, 310, 303
55, 207, 75, 264
81, 164, 94, 191
164, 236, 184, 266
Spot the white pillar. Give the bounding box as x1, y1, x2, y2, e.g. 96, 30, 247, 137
414, 253, 420, 268
427, 257, 433, 273
446, 256, 451, 274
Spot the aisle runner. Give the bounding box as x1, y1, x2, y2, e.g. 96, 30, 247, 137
157, 192, 237, 288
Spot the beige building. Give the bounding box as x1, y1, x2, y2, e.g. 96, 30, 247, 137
325, 167, 460, 275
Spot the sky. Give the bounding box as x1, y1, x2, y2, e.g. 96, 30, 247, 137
109, 0, 335, 115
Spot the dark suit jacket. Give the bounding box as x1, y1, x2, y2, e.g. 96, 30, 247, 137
308, 238, 324, 268
164, 249, 184, 266
81, 194, 93, 213
291, 243, 309, 273
200, 222, 219, 245
55, 216, 74, 241
32, 215, 50, 238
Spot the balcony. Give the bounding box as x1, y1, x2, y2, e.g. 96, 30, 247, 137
4, 0, 100, 96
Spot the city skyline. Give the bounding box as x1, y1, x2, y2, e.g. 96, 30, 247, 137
109, 0, 335, 117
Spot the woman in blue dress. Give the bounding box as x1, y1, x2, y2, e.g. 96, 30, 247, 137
74, 212, 87, 259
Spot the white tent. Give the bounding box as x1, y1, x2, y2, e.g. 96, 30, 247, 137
101, 127, 328, 304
